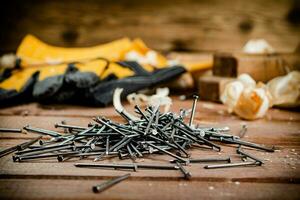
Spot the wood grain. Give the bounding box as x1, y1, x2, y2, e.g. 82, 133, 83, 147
212, 53, 300, 82
0, 99, 299, 199
0, 143, 299, 182
1, 0, 299, 53
1, 179, 299, 200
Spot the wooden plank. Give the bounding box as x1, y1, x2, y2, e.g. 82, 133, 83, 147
0, 100, 299, 199
0, 115, 299, 145
0, 100, 299, 121
0, 138, 299, 182
0, 103, 121, 118
0, 179, 299, 200
1, 0, 299, 53
0, 100, 299, 144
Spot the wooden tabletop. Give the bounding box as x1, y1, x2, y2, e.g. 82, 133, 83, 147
0, 98, 299, 199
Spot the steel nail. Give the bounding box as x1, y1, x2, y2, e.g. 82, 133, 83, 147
189, 95, 199, 127
171, 157, 231, 164
93, 174, 130, 193
175, 161, 191, 179
204, 161, 259, 169
145, 142, 188, 163
0, 128, 22, 133
23, 125, 62, 137
237, 146, 264, 164
0, 136, 42, 158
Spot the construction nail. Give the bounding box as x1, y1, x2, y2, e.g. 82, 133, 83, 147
114, 137, 133, 152
237, 146, 264, 164
134, 105, 148, 121
16, 142, 74, 155
54, 123, 88, 130
57, 151, 106, 162
17, 136, 43, 151
75, 163, 138, 171
0, 136, 42, 158
23, 125, 62, 137
116, 110, 133, 122
59, 136, 75, 145
75, 144, 96, 150
93, 174, 130, 193
189, 95, 199, 127
195, 135, 221, 152
204, 161, 259, 169
14, 152, 78, 162
0, 128, 22, 133
171, 157, 231, 164
95, 117, 126, 136
15, 145, 75, 157
172, 139, 190, 158
108, 137, 129, 152
219, 137, 275, 152
137, 163, 178, 170
204, 130, 239, 140
126, 145, 136, 161
130, 144, 143, 157
76, 125, 97, 136
76, 162, 178, 171
148, 135, 178, 149
39, 139, 59, 146
117, 151, 126, 160
105, 136, 110, 155
144, 106, 159, 135
176, 161, 191, 180
145, 142, 188, 163
238, 124, 247, 138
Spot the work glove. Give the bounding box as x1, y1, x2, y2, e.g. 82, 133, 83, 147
0, 35, 212, 107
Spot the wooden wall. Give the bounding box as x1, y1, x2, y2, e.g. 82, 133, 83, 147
0, 0, 300, 54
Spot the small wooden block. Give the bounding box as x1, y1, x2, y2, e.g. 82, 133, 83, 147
197, 75, 234, 102
213, 53, 300, 82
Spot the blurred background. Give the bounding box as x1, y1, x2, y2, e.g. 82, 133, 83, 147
0, 0, 299, 114
1, 0, 299, 54
1, 2, 300, 199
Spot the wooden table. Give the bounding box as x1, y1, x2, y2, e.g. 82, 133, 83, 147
0, 99, 299, 199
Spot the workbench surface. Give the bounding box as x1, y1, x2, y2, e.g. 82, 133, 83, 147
0, 99, 299, 199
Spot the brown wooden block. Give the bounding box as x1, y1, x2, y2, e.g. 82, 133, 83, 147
213, 53, 238, 77
213, 53, 300, 82
198, 75, 234, 102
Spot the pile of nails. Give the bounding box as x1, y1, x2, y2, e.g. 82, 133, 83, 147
11, 97, 275, 179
